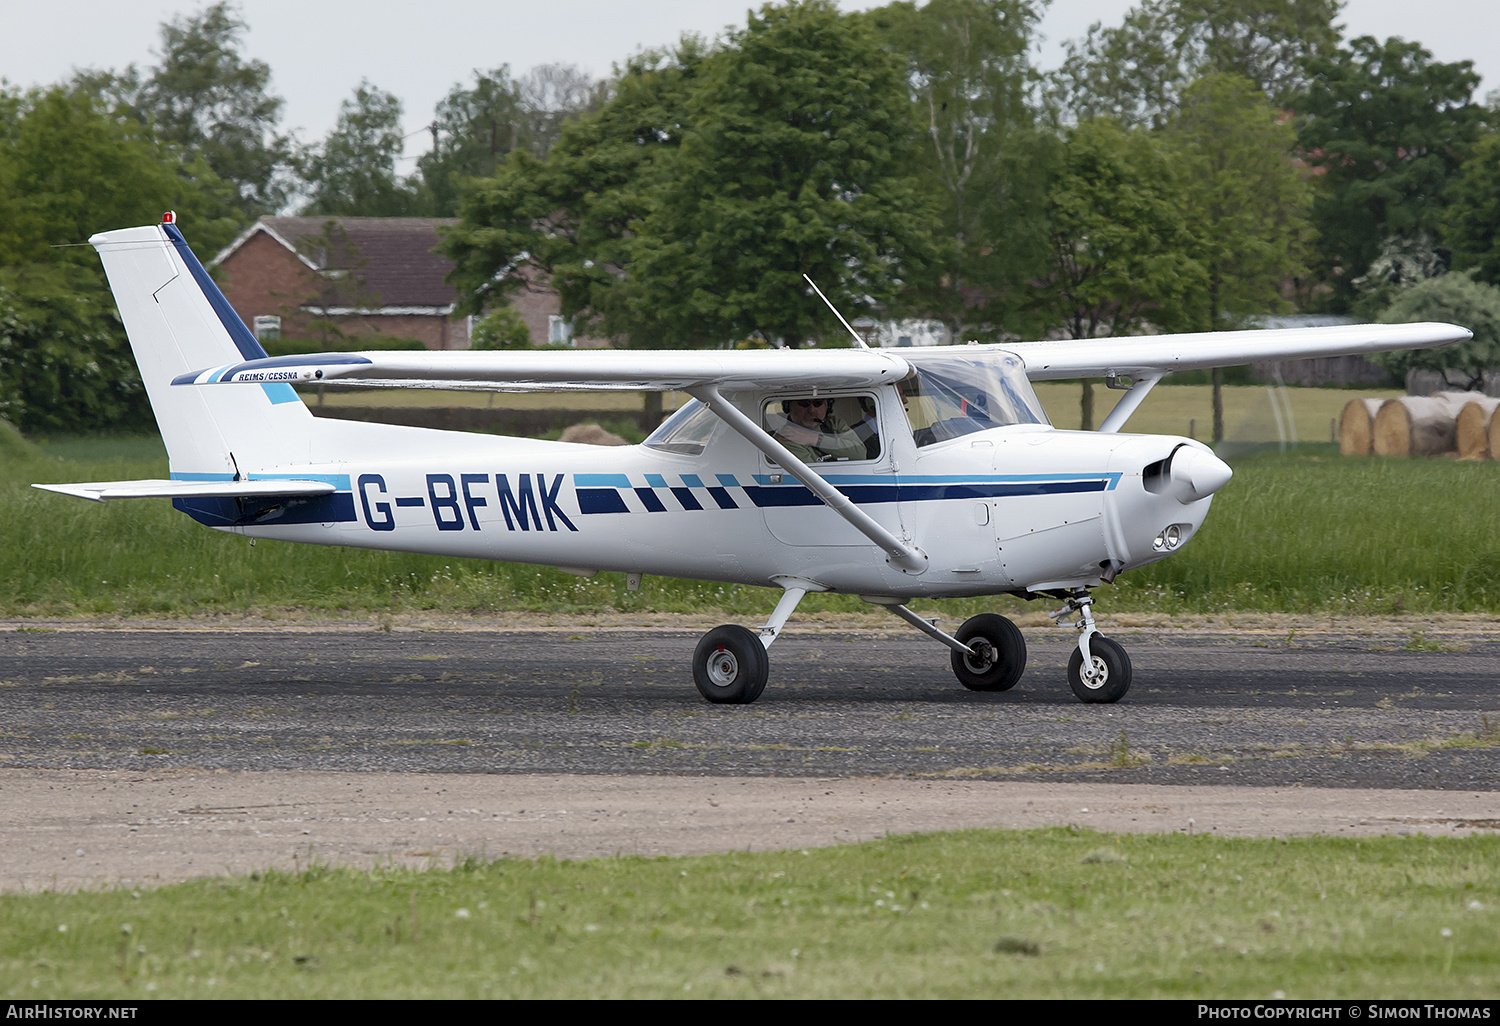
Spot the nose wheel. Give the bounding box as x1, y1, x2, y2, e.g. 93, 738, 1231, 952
1053, 591, 1132, 703
1067, 634, 1132, 702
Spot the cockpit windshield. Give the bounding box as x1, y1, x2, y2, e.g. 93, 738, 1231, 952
899, 350, 1049, 447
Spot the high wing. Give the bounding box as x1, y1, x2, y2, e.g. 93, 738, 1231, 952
996, 322, 1470, 381
34, 479, 337, 503
173, 321, 1469, 393
173, 348, 912, 393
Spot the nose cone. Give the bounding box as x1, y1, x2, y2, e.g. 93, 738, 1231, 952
1169, 446, 1233, 503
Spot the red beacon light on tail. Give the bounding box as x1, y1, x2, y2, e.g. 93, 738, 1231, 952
162, 211, 176, 225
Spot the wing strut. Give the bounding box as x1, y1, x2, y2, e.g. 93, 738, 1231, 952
1097, 373, 1163, 434
689, 385, 927, 574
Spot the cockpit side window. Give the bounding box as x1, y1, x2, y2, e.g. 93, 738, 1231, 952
643, 399, 719, 455
762, 394, 881, 464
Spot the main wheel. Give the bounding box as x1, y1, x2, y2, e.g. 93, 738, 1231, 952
950, 613, 1027, 692
693, 625, 769, 704
1067, 635, 1132, 703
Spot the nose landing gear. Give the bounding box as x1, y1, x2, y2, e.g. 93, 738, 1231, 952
1051, 590, 1132, 703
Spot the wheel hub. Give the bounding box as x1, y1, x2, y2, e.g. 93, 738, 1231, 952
1078, 656, 1109, 690
707, 646, 740, 687
963, 639, 996, 674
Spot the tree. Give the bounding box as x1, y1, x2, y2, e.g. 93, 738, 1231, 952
865, 0, 1053, 340
445, 40, 711, 345
302, 82, 423, 217
134, 2, 296, 218
415, 67, 528, 218
1053, 0, 1343, 129
515, 63, 607, 159
293, 220, 383, 349
1296, 36, 1482, 311
449, 2, 938, 352
1026, 118, 1204, 428
0, 87, 239, 433
1443, 132, 1500, 287
1371, 274, 1500, 390
1165, 73, 1314, 440
470, 306, 533, 350
620, 0, 939, 348
0, 263, 152, 433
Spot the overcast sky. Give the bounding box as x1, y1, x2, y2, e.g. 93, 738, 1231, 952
3, 0, 1496, 167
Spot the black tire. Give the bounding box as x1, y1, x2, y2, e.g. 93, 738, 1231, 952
950, 613, 1027, 692
693, 625, 770, 704
1067, 635, 1132, 703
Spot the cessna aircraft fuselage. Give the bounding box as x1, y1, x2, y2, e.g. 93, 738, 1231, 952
184, 384, 1214, 602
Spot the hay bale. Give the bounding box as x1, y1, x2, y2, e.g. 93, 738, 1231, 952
1455, 397, 1500, 460
1338, 398, 1384, 456
558, 422, 629, 446
1372, 392, 1473, 457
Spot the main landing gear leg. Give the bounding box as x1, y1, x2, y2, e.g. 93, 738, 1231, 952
1051, 590, 1132, 703
866, 599, 1027, 693
692, 577, 821, 705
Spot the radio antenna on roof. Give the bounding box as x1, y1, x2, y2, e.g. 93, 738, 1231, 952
804, 274, 870, 350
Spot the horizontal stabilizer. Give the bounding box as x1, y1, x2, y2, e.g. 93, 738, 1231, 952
33, 479, 337, 503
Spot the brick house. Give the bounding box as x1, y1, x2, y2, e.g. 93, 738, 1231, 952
211, 217, 588, 350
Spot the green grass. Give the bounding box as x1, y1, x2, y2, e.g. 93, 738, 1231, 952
8, 433, 1500, 618
1032, 381, 1400, 439
2, 829, 1494, 998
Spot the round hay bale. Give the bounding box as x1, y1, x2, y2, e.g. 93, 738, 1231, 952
1372, 394, 1469, 457
1455, 397, 1500, 460
1338, 398, 1383, 456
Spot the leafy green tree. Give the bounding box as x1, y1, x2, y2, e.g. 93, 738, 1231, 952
134, 2, 296, 218
1054, 0, 1342, 129
1026, 118, 1204, 428
450, 2, 939, 351
1165, 73, 1314, 440
1, 87, 240, 263
302, 82, 423, 217
621, 0, 938, 348
470, 306, 533, 350
0, 263, 152, 433
1443, 132, 1500, 287
0, 87, 238, 433
865, 0, 1052, 340
415, 67, 527, 218
445, 40, 710, 344
1372, 273, 1500, 390
1296, 36, 1482, 311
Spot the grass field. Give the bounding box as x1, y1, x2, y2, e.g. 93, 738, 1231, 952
7, 426, 1500, 618
3, 828, 1494, 999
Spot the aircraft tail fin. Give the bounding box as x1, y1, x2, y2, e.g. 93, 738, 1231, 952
90, 219, 314, 475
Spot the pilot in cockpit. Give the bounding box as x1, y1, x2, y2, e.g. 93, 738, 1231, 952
771, 396, 867, 463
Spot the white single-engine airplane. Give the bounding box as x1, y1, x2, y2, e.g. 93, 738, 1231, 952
37, 218, 1469, 704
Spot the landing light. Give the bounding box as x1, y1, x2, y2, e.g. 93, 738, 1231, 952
1153, 524, 1188, 551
